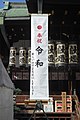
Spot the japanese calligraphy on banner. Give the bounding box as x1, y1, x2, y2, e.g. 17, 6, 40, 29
30, 14, 49, 100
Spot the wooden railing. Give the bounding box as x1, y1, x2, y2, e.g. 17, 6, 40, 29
14, 94, 80, 120
73, 95, 80, 120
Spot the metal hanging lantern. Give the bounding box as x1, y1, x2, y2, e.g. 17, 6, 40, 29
19, 47, 26, 66
28, 47, 31, 65
55, 42, 66, 66
9, 47, 16, 67
69, 44, 78, 64
48, 41, 55, 65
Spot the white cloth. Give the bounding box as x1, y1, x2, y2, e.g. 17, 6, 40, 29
30, 14, 49, 100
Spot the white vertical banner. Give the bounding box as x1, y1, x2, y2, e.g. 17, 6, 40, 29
30, 14, 49, 100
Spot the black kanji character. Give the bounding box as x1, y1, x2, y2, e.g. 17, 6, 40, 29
35, 59, 43, 67
36, 46, 43, 55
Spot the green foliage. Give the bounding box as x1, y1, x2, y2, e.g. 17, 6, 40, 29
14, 88, 22, 95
